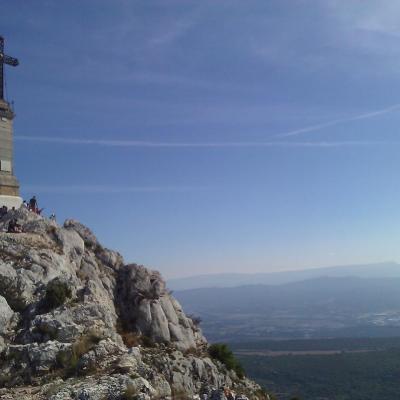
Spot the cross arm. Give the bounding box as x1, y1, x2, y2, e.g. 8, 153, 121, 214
2, 55, 19, 67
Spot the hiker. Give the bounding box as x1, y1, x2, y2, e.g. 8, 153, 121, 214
0, 205, 7, 217
22, 200, 28, 208
49, 213, 56, 221
7, 219, 15, 232
8, 218, 22, 233
29, 196, 38, 213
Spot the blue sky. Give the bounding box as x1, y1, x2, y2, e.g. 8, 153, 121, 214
2, 0, 400, 278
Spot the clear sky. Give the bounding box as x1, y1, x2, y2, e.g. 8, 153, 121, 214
2, 1, 400, 278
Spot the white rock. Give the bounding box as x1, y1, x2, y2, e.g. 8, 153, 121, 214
0, 295, 13, 334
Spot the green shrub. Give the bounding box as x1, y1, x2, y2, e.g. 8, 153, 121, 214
43, 279, 72, 311
140, 335, 155, 348
208, 343, 245, 378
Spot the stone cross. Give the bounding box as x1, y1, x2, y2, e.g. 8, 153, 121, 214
0, 36, 19, 100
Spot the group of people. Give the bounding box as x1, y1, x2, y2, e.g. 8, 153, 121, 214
0, 204, 19, 218
3, 196, 40, 233
0, 195, 55, 234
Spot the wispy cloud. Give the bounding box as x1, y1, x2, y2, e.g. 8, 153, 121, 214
250, 1, 400, 76
22, 184, 207, 194
15, 136, 396, 148
149, 18, 194, 47
326, 0, 400, 40
277, 103, 400, 138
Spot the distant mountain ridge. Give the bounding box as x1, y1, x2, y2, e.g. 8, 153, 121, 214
175, 276, 400, 315
174, 275, 400, 341
168, 262, 400, 290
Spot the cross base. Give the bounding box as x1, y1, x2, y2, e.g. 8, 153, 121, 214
0, 195, 22, 210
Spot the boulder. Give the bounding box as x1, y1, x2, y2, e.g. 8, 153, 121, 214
63, 219, 99, 249
0, 296, 13, 335
116, 264, 205, 350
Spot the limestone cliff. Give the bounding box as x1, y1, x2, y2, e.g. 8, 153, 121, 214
0, 208, 267, 400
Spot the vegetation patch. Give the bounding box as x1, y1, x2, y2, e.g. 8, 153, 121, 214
140, 335, 155, 348
171, 388, 191, 400
120, 384, 138, 400
32, 323, 58, 340
41, 278, 72, 312
120, 332, 141, 348
117, 322, 155, 348
208, 343, 245, 378
183, 346, 203, 357
56, 330, 103, 377
236, 338, 400, 400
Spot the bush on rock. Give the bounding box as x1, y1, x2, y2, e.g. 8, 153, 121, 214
42, 278, 72, 312
208, 343, 245, 378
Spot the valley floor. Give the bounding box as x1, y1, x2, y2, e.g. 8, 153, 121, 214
232, 337, 400, 400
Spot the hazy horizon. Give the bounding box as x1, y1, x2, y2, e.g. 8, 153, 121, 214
168, 260, 399, 279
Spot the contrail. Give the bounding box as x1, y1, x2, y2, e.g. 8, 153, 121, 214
277, 103, 400, 138
14, 136, 395, 148
16, 104, 400, 146
21, 184, 208, 194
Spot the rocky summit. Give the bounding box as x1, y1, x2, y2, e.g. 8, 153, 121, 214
0, 208, 267, 400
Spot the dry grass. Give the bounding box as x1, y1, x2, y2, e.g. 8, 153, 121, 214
57, 329, 103, 377
120, 384, 138, 400
171, 388, 191, 400
120, 332, 141, 348
183, 346, 202, 357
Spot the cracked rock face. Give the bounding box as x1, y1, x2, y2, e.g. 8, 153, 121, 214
0, 208, 266, 400
116, 264, 205, 351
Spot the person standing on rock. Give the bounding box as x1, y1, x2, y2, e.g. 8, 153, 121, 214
29, 196, 38, 213
0, 205, 7, 217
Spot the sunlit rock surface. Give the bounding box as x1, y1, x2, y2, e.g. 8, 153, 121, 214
0, 207, 266, 400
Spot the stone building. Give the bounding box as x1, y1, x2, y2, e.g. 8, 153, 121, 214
0, 36, 22, 209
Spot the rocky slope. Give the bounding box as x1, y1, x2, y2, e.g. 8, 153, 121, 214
0, 208, 267, 400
